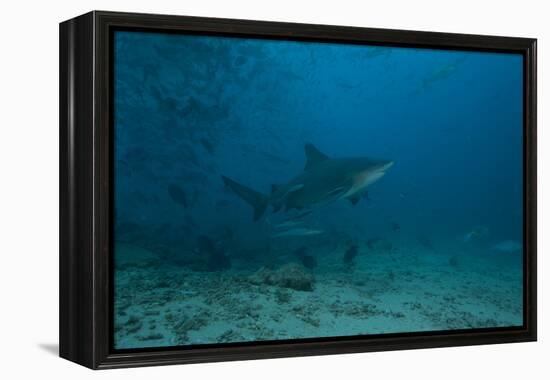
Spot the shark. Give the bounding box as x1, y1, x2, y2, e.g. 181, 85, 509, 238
222, 143, 394, 221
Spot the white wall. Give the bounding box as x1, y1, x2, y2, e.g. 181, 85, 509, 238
0, 0, 546, 378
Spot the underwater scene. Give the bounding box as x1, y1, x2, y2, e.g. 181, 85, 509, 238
113, 30, 524, 349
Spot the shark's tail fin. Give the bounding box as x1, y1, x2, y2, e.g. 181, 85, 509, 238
222, 176, 269, 221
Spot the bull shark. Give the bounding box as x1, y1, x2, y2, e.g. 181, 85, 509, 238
222, 143, 394, 221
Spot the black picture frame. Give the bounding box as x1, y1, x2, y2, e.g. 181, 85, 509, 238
59, 10, 537, 369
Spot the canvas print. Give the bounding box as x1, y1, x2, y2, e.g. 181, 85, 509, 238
112, 30, 524, 350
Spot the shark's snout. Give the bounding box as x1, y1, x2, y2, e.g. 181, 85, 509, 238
380, 161, 394, 172
352, 160, 394, 193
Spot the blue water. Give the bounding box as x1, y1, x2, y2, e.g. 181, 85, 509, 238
113, 31, 523, 349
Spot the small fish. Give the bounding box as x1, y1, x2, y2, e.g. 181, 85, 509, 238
274, 220, 304, 229
301, 255, 317, 270
343, 244, 359, 264
390, 221, 400, 232
234, 55, 248, 66
197, 235, 231, 271
167, 184, 188, 207
287, 209, 313, 221
462, 226, 489, 242
272, 228, 323, 238
417, 234, 434, 250
491, 240, 522, 253
200, 138, 215, 154
362, 47, 390, 59
293, 246, 317, 269
422, 62, 458, 90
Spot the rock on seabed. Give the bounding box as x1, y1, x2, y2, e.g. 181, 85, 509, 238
248, 263, 314, 291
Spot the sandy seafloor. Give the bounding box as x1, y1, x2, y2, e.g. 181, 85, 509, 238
113, 240, 523, 349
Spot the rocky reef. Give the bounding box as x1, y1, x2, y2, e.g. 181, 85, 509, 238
248, 262, 314, 291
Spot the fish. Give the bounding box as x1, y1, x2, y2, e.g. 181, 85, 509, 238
271, 228, 324, 238
197, 235, 231, 271
293, 246, 317, 270
291, 209, 313, 220
417, 234, 434, 250
362, 47, 390, 59
234, 55, 248, 66
343, 244, 359, 264
222, 143, 394, 220
300, 255, 317, 270
390, 221, 400, 232
462, 226, 489, 242
274, 220, 304, 229
421, 59, 464, 90
491, 240, 522, 253
200, 137, 216, 154
167, 184, 188, 207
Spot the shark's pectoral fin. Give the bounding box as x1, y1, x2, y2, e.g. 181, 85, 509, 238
348, 195, 361, 206
304, 143, 329, 170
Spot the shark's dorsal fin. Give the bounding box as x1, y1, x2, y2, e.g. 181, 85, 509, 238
304, 143, 329, 170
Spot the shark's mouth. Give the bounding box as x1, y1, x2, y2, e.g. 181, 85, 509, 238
343, 161, 394, 198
